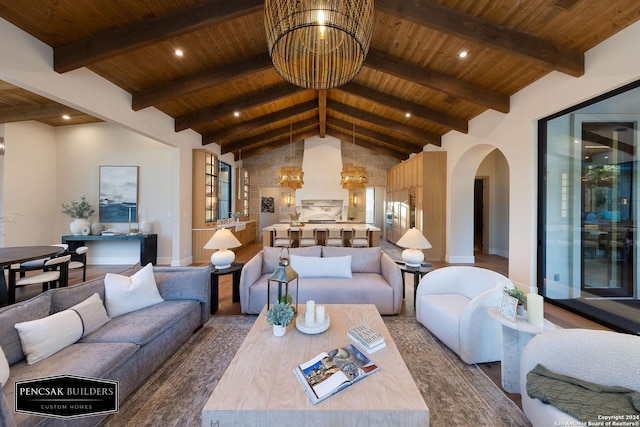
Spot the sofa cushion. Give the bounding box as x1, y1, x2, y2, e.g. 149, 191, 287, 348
0, 346, 8, 387
70, 292, 110, 337
15, 309, 83, 365
0, 293, 51, 365
49, 263, 142, 313
290, 254, 352, 278
80, 300, 199, 346
262, 245, 322, 273
322, 246, 382, 273
105, 263, 164, 317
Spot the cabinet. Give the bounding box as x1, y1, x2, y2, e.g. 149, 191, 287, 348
193, 149, 218, 229
235, 168, 250, 217
386, 152, 446, 261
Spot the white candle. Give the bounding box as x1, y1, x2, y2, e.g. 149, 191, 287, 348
527, 293, 544, 327
305, 310, 315, 327
316, 306, 325, 323
306, 300, 315, 314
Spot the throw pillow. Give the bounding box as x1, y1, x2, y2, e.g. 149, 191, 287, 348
290, 255, 352, 278
0, 346, 9, 387
14, 310, 83, 365
104, 263, 164, 317
69, 293, 110, 337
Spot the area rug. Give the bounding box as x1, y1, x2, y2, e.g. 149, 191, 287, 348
103, 315, 531, 427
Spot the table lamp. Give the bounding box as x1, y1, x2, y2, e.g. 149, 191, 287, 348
396, 227, 432, 267
204, 228, 242, 269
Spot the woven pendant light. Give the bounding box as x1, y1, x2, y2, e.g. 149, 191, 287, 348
265, 0, 374, 90
340, 123, 367, 189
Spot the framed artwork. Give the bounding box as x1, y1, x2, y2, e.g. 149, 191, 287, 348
261, 196, 275, 213
99, 166, 139, 223
498, 294, 518, 322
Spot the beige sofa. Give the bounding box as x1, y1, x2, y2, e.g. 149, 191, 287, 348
239, 246, 403, 314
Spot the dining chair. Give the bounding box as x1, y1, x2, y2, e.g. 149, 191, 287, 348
349, 227, 369, 248
298, 228, 317, 247
16, 243, 68, 277
69, 246, 88, 281
325, 227, 344, 247
273, 227, 293, 248
9, 254, 71, 304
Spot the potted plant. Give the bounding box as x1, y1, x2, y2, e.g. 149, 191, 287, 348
265, 301, 295, 337
504, 287, 526, 315
61, 196, 95, 235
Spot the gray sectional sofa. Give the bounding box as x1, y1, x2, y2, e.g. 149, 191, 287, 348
0, 264, 211, 427
239, 245, 403, 315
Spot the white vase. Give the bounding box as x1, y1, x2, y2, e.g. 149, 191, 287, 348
273, 324, 286, 337
70, 219, 90, 235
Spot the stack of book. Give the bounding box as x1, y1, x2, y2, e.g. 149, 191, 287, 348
347, 324, 386, 354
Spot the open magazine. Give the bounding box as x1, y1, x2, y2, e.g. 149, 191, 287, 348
293, 343, 380, 404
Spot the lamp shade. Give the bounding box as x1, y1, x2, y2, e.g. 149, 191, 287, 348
396, 228, 432, 267
204, 228, 242, 269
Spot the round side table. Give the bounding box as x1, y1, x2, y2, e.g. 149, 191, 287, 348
488, 307, 555, 393
210, 262, 244, 315
396, 262, 436, 307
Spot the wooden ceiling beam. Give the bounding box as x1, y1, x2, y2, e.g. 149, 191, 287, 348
339, 82, 468, 134
175, 84, 305, 131
202, 100, 318, 145
365, 50, 510, 114
133, 53, 272, 111
318, 90, 327, 137
327, 100, 441, 146
325, 127, 407, 160
53, 0, 264, 73
239, 129, 319, 159
376, 0, 583, 77
327, 117, 424, 153
221, 118, 318, 154
0, 103, 81, 123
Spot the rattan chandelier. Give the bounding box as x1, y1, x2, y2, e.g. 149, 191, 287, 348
264, 0, 375, 90
340, 124, 367, 189
278, 125, 304, 189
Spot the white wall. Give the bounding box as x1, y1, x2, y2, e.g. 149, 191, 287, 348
443, 20, 640, 291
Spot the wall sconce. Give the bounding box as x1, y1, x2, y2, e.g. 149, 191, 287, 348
353, 194, 359, 207
286, 193, 292, 207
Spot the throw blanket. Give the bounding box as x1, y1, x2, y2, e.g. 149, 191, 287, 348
527, 364, 640, 422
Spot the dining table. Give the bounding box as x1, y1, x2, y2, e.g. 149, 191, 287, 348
0, 246, 66, 306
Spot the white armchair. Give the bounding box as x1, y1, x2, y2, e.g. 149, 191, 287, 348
415, 266, 514, 364
520, 329, 640, 427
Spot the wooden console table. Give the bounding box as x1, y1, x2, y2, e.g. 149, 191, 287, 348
62, 234, 158, 265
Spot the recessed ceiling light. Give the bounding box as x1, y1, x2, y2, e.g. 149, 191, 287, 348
174, 49, 184, 57
405, 112, 411, 118
458, 50, 468, 58
233, 111, 240, 117
62, 115, 71, 120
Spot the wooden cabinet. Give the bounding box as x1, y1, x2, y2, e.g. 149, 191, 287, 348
235, 168, 250, 217
386, 152, 446, 261
193, 149, 218, 229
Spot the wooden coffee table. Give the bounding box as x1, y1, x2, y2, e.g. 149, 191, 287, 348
201, 304, 429, 426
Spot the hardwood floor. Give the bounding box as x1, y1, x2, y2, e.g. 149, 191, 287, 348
6, 238, 611, 411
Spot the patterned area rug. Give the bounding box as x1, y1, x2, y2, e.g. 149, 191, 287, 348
103, 315, 531, 427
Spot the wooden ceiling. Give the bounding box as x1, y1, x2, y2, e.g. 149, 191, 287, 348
0, 0, 639, 160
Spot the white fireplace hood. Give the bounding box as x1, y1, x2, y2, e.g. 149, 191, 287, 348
295, 135, 349, 221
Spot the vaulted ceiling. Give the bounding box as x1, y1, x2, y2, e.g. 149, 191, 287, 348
0, 0, 639, 160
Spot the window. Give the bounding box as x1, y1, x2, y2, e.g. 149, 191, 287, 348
365, 187, 375, 224
538, 79, 640, 333
218, 161, 231, 220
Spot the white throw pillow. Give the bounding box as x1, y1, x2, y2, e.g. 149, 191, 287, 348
69, 293, 110, 337
290, 255, 352, 278
0, 346, 9, 386
14, 310, 83, 365
104, 263, 164, 317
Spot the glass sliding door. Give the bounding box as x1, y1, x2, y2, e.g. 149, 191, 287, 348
538, 80, 640, 333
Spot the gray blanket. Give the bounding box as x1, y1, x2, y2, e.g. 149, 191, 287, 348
527, 364, 640, 422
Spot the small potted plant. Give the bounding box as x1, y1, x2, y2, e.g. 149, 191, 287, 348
504, 287, 526, 315
61, 196, 95, 235
265, 301, 295, 337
